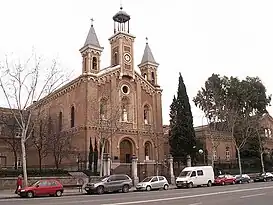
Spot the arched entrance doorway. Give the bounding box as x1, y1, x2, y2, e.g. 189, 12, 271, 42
120, 139, 133, 163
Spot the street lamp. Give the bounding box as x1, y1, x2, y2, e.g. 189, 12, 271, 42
76, 153, 80, 171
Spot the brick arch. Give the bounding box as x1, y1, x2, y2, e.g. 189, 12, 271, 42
144, 140, 154, 160
117, 136, 138, 163
142, 102, 153, 124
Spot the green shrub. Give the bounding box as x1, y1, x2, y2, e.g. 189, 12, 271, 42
0, 169, 69, 177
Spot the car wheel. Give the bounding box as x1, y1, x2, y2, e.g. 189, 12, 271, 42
207, 180, 212, 187
96, 186, 104, 195
146, 185, 152, 191
188, 182, 193, 188
221, 181, 225, 186
163, 184, 169, 190
27, 191, 34, 198
86, 191, 92, 195
122, 185, 129, 193
55, 190, 62, 197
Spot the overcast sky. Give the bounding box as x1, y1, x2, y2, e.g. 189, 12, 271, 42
0, 0, 272, 126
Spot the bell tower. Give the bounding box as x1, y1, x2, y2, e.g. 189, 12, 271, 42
79, 19, 103, 75
109, 7, 135, 78
138, 38, 159, 86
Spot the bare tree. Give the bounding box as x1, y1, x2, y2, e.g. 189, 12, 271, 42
90, 86, 125, 177
0, 52, 68, 185
47, 115, 73, 169
145, 126, 166, 176
30, 115, 50, 172
0, 111, 21, 169
206, 118, 225, 167
49, 132, 72, 169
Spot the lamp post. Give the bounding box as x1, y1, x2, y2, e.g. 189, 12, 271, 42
76, 153, 80, 171
198, 149, 206, 165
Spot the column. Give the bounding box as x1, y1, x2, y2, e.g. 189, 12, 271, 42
168, 155, 175, 185
131, 155, 139, 186
103, 153, 110, 176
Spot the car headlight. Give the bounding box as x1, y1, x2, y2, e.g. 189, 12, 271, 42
20, 190, 25, 192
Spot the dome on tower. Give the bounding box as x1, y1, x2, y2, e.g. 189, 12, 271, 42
113, 7, 130, 23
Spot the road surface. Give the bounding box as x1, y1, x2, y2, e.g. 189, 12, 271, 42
0, 182, 272, 205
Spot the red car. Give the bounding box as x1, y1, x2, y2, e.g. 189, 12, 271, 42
214, 174, 236, 185
18, 179, 64, 198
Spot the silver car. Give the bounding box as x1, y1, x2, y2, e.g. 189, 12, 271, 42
136, 176, 169, 191
84, 174, 133, 194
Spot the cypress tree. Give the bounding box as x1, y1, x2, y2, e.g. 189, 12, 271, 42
93, 137, 98, 175
88, 137, 93, 171
169, 73, 196, 163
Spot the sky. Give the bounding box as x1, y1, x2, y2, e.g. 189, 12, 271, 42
0, 0, 272, 126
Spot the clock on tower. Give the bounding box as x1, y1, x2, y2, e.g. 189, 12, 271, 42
109, 7, 135, 78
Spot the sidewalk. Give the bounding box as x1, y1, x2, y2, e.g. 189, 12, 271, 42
0, 188, 83, 199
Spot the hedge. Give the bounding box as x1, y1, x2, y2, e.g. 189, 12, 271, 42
0, 169, 69, 177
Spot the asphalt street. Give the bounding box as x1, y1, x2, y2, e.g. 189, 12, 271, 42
0, 182, 273, 205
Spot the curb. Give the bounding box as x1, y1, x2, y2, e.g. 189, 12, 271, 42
0, 186, 178, 199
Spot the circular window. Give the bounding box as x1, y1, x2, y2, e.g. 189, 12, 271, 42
121, 85, 129, 94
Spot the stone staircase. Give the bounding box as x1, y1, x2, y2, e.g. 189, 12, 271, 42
112, 163, 132, 177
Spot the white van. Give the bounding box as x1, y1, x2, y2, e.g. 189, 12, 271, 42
176, 166, 214, 188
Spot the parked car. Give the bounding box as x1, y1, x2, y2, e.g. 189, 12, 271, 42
136, 176, 169, 191
84, 174, 133, 195
18, 179, 63, 198
176, 166, 214, 188
254, 172, 273, 182
214, 174, 236, 185
235, 174, 251, 184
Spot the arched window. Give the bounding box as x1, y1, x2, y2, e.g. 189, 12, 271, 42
59, 111, 62, 131
144, 104, 150, 124
144, 141, 152, 160
226, 147, 230, 161
151, 72, 155, 83
143, 73, 147, 80
114, 52, 118, 65
84, 57, 88, 72
100, 98, 107, 120
121, 97, 129, 122
92, 57, 97, 70
71, 106, 75, 128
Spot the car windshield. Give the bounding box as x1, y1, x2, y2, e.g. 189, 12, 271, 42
217, 175, 225, 178
142, 177, 153, 182
31, 181, 40, 187
179, 171, 191, 177
99, 175, 109, 181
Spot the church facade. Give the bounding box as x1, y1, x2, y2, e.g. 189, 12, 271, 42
26, 7, 165, 169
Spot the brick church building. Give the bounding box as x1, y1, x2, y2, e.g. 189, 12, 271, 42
14, 7, 165, 170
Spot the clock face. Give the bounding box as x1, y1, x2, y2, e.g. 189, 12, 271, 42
124, 53, 131, 63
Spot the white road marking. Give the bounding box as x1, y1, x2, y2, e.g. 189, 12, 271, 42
101, 186, 273, 205
188, 203, 202, 205
240, 193, 266, 199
